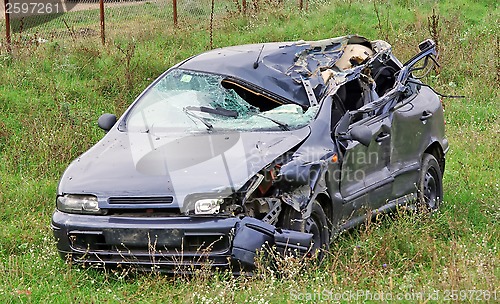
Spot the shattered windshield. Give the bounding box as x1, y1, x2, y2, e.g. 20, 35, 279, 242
125, 69, 319, 134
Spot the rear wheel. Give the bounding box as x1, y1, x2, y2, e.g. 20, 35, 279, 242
281, 200, 329, 259
417, 153, 443, 211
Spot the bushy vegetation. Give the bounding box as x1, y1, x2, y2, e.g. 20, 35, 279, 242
0, 0, 498, 302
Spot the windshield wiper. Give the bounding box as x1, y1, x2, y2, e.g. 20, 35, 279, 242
184, 106, 238, 118
184, 108, 213, 131
256, 114, 290, 131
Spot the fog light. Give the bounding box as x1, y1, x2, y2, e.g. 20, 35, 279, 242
194, 199, 222, 215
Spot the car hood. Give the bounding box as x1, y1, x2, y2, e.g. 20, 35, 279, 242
58, 128, 310, 211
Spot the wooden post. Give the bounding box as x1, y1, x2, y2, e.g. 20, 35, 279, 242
242, 0, 247, 14
99, 0, 105, 45
299, 0, 303, 10
209, 0, 214, 49
173, 0, 178, 27
4, 0, 11, 52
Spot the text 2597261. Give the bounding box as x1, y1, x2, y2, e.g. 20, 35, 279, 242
6, 2, 62, 15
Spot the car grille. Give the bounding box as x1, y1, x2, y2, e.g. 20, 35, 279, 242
106, 208, 182, 216
108, 196, 174, 204
67, 230, 232, 270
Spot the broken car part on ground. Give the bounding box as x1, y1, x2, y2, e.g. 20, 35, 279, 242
52, 35, 447, 272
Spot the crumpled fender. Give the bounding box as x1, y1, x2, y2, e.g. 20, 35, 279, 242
279, 160, 322, 187
231, 217, 313, 267
278, 157, 331, 218
276, 93, 336, 218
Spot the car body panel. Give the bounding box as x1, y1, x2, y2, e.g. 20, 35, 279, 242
59, 128, 311, 212
52, 209, 312, 271
179, 35, 391, 107
390, 85, 447, 197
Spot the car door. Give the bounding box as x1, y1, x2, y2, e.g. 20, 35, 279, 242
389, 84, 444, 198
338, 114, 394, 215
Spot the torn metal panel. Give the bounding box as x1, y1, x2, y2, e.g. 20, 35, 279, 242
277, 95, 336, 217
180, 35, 391, 108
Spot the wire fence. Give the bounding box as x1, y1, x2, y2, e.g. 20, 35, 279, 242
1, 0, 318, 49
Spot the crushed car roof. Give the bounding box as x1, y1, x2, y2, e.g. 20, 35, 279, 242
179, 35, 392, 107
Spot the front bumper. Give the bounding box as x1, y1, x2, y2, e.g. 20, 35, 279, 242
51, 210, 312, 272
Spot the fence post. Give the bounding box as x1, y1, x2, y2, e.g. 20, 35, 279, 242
99, 0, 105, 45
299, 0, 303, 10
173, 0, 178, 27
99, 0, 106, 45
209, 0, 214, 49
242, 0, 247, 14
4, 0, 11, 52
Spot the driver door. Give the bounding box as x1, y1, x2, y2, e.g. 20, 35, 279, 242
336, 113, 394, 220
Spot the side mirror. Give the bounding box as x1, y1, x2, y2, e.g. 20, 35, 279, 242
418, 39, 435, 51
350, 125, 372, 147
98, 113, 117, 132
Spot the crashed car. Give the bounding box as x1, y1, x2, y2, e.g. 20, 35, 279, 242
52, 35, 447, 272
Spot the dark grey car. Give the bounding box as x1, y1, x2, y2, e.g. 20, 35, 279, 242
51, 35, 447, 272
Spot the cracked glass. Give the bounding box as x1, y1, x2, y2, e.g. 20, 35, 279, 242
126, 69, 319, 134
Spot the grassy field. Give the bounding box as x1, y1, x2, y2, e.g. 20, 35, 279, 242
0, 0, 498, 302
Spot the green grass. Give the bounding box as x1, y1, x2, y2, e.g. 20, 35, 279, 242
0, 0, 498, 302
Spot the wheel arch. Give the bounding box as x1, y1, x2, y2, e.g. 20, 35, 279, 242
424, 141, 445, 174
315, 192, 333, 231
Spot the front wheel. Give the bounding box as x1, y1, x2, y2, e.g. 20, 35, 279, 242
417, 153, 443, 211
281, 200, 329, 260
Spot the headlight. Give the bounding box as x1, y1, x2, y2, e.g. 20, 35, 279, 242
57, 194, 104, 215
194, 198, 222, 215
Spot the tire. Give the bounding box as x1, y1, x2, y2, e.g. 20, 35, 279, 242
417, 153, 443, 211
281, 200, 329, 259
